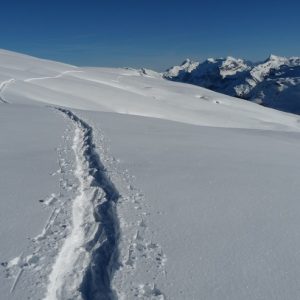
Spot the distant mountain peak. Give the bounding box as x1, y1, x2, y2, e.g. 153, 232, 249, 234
267, 54, 285, 61
207, 58, 217, 63
164, 55, 300, 114
181, 58, 192, 65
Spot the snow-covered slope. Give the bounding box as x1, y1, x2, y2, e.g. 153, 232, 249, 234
0, 49, 77, 81
2, 49, 300, 300
165, 55, 300, 114
1, 49, 300, 131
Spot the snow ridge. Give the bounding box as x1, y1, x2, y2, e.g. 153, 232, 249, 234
45, 108, 120, 300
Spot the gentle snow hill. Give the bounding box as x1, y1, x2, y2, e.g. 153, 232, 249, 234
2, 49, 300, 300
165, 55, 300, 114
0, 49, 76, 80
1, 49, 300, 131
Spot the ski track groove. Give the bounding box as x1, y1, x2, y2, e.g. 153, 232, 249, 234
0, 78, 15, 103
45, 108, 120, 300
10, 269, 23, 293
23, 70, 83, 82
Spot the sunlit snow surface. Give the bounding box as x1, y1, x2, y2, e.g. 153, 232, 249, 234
1, 49, 300, 300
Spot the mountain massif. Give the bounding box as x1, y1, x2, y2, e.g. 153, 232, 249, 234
164, 55, 300, 114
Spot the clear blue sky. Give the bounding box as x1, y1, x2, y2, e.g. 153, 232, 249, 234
1, 0, 299, 70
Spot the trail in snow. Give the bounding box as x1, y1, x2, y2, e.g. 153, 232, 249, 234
24, 70, 83, 82
45, 108, 120, 300
0, 79, 15, 103
0, 71, 81, 103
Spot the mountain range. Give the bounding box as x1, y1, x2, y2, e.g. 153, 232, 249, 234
164, 55, 300, 114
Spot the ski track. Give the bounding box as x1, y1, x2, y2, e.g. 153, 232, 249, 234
23, 70, 83, 82
0, 78, 15, 103
45, 108, 120, 300
0, 71, 82, 104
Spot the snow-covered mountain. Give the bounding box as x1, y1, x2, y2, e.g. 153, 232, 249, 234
164, 55, 300, 114
2, 49, 300, 300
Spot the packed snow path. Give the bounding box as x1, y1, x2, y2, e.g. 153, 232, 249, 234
45, 108, 120, 300
23, 70, 83, 82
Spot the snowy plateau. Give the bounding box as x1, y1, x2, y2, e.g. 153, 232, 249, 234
165, 55, 300, 114
1, 49, 300, 300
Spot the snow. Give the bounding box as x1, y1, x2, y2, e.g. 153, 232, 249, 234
46, 109, 119, 300
1, 49, 300, 299
2, 53, 300, 131
77, 111, 300, 300
0, 105, 69, 299
165, 59, 200, 78
249, 55, 295, 83
165, 55, 300, 114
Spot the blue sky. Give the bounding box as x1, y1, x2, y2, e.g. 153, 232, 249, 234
1, 0, 300, 70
